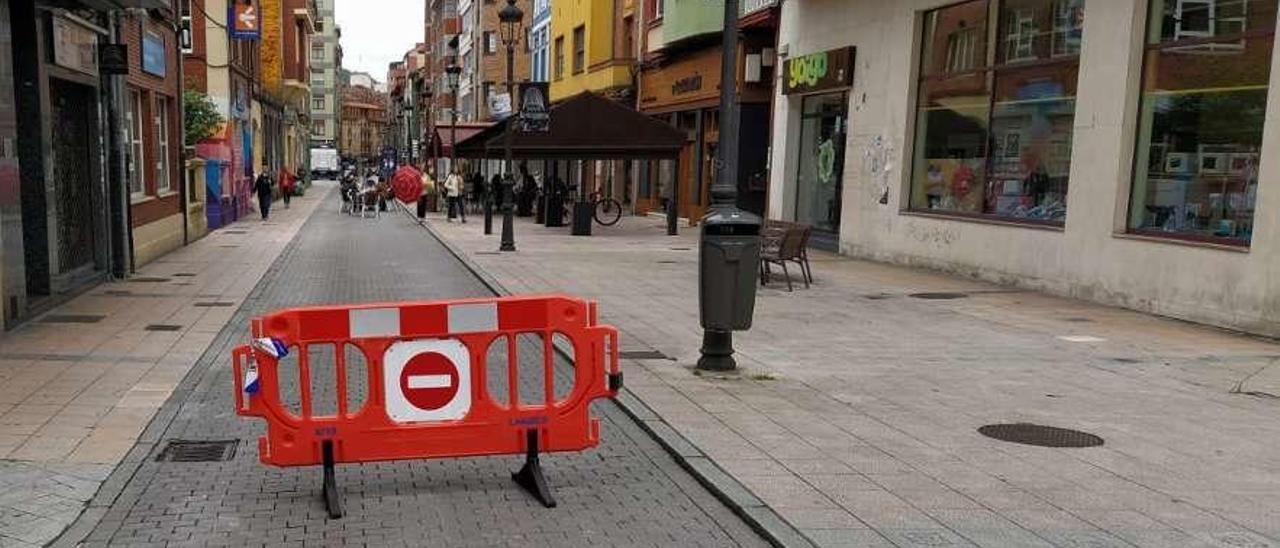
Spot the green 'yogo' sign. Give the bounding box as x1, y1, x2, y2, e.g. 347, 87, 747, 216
789, 52, 828, 90
783, 47, 855, 95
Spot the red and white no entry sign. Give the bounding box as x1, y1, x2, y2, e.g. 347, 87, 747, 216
383, 339, 471, 423
399, 352, 459, 412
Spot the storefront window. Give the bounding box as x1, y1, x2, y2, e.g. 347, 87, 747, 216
1129, 0, 1276, 245
795, 93, 847, 234
911, 0, 1083, 224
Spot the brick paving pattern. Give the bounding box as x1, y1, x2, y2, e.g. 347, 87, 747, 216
77, 191, 766, 548
428, 212, 1280, 548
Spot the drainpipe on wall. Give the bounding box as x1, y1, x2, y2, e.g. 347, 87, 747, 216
169, 12, 189, 246
109, 11, 136, 276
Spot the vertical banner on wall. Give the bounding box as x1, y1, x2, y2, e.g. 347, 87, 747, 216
229, 0, 260, 40
518, 83, 550, 134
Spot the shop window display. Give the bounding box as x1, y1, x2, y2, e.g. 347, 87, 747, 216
1129, 0, 1276, 245
910, 0, 1084, 224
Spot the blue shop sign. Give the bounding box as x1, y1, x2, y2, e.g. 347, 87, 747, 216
142, 31, 165, 77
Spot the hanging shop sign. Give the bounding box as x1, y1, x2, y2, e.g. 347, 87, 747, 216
518, 82, 550, 134
99, 44, 129, 75
783, 46, 855, 95
229, 0, 260, 40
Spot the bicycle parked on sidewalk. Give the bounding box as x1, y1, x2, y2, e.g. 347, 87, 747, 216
563, 186, 623, 227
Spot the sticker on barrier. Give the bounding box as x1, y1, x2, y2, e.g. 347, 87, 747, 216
232, 295, 621, 517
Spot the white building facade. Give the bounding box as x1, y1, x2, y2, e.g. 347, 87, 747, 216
768, 0, 1280, 337
310, 0, 342, 147
530, 0, 551, 82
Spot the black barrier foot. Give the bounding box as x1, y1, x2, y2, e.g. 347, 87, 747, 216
322, 440, 344, 519
512, 430, 557, 508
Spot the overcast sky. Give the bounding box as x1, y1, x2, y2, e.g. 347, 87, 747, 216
335, 0, 424, 80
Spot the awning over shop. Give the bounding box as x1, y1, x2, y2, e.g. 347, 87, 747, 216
432, 122, 495, 158
455, 92, 686, 160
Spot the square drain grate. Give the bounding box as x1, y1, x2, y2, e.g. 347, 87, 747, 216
131, 277, 170, 283
173, 273, 198, 277
156, 440, 238, 462
620, 350, 672, 360
42, 314, 107, 324
193, 302, 236, 308
145, 324, 183, 332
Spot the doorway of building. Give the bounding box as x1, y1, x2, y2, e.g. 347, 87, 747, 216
48, 78, 100, 279
794, 91, 847, 249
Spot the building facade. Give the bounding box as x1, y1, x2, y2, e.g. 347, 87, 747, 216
122, 8, 187, 266
549, 0, 635, 101
636, 0, 778, 219
340, 83, 388, 162
309, 0, 341, 148
530, 0, 551, 82
456, 0, 532, 121
767, 0, 1280, 337
1, 0, 188, 328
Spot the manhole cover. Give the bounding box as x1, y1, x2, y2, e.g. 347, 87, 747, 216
222, 230, 248, 235
669, 247, 692, 251
130, 277, 170, 283
145, 324, 183, 332
219, 245, 240, 249
475, 251, 500, 256
193, 302, 236, 308
173, 273, 197, 277
910, 292, 969, 300
103, 290, 132, 296
978, 424, 1103, 448
1063, 317, 1093, 323
864, 294, 893, 300
657, 260, 679, 264
156, 440, 238, 462
42, 314, 106, 324
619, 350, 672, 360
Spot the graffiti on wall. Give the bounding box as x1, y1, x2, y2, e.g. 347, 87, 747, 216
863, 135, 895, 205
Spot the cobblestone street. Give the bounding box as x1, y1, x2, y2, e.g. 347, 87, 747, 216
68, 186, 766, 547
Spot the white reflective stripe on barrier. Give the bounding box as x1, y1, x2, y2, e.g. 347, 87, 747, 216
448, 303, 498, 333
350, 308, 401, 338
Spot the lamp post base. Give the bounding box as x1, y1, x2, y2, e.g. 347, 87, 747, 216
697, 330, 736, 371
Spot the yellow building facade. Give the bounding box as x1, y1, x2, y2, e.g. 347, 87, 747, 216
549, 0, 635, 100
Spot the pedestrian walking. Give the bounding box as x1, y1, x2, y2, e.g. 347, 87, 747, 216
470, 172, 486, 214
418, 169, 435, 220
254, 172, 273, 220
445, 170, 466, 223
278, 167, 296, 209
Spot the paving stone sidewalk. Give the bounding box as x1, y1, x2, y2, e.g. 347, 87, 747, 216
75, 188, 765, 548
0, 187, 325, 547
426, 211, 1280, 548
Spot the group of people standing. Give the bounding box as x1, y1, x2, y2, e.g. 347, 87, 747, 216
424, 164, 541, 224
253, 168, 298, 221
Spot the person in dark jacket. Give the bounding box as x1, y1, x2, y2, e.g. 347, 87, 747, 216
470, 172, 487, 214
254, 172, 273, 220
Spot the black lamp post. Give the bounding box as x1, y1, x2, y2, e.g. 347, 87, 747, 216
497, 0, 523, 252
445, 61, 462, 178
697, 0, 761, 372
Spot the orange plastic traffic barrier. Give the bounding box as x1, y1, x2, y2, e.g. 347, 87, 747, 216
231, 295, 621, 516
